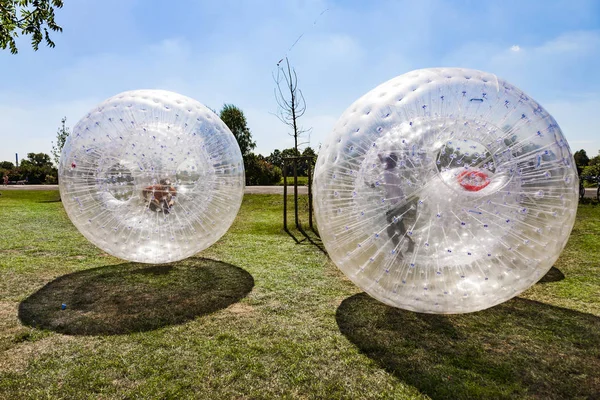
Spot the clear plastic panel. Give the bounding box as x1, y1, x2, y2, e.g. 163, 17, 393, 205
59, 90, 244, 264
314, 68, 578, 313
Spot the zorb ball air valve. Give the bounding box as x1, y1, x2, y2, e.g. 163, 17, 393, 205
59, 90, 244, 264
314, 68, 578, 313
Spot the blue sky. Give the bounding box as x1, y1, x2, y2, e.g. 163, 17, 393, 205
0, 0, 599, 165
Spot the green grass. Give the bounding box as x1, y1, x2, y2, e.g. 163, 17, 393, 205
277, 176, 309, 186
0, 190, 599, 399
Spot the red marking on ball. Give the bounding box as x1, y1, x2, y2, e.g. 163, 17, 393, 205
457, 170, 490, 192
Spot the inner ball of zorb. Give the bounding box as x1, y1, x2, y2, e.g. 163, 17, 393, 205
59, 90, 244, 264
314, 68, 578, 313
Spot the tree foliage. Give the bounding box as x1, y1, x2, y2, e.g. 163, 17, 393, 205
265, 149, 282, 169
22, 152, 52, 167
51, 116, 70, 166
17, 152, 56, 183
274, 57, 310, 152
0, 161, 14, 169
582, 164, 600, 180
574, 149, 590, 175
300, 146, 317, 175
244, 153, 282, 185
266, 146, 317, 177
1, 153, 57, 183
589, 151, 600, 167
0, 0, 64, 54
579, 150, 600, 182
219, 104, 256, 157
217, 104, 281, 185
0, 160, 15, 181
281, 147, 300, 160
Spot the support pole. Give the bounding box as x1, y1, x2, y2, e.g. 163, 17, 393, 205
308, 160, 313, 229
283, 159, 287, 230
294, 158, 299, 228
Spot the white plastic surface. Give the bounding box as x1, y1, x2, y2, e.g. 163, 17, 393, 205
314, 68, 578, 313
59, 90, 244, 264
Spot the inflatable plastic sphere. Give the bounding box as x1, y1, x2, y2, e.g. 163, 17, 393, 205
59, 90, 244, 264
314, 68, 578, 313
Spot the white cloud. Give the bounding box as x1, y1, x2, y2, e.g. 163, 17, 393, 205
536, 30, 600, 54
0, 30, 343, 163
0, 38, 205, 163
441, 30, 600, 100
0, 36, 270, 162
436, 30, 600, 158
2, 2, 599, 167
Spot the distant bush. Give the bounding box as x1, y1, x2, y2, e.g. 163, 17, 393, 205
10, 153, 57, 184
266, 147, 317, 177
244, 153, 282, 185
277, 176, 309, 186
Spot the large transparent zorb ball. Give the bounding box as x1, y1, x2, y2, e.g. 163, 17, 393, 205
314, 68, 578, 313
59, 90, 244, 264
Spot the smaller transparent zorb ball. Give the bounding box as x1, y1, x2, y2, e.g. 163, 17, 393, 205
314, 68, 578, 313
59, 90, 244, 264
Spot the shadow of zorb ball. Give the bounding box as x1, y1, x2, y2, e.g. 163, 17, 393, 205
314, 68, 578, 313
59, 90, 244, 264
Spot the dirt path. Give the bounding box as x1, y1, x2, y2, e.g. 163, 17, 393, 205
3, 185, 597, 198
1, 185, 309, 195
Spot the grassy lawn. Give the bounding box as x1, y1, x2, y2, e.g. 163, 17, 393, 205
277, 176, 310, 186
0, 190, 599, 399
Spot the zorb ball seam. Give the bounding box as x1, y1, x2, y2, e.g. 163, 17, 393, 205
59, 89, 244, 264
313, 68, 578, 314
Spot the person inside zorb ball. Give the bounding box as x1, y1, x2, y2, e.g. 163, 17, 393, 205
59, 90, 244, 264
313, 68, 578, 314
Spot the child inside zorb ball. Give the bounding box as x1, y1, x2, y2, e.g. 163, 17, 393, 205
59, 89, 245, 264
379, 152, 416, 256
143, 179, 178, 214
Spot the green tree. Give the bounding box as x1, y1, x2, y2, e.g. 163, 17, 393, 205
19, 152, 56, 183
243, 153, 282, 185
589, 151, 600, 167
301, 146, 317, 158
281, 146, 317, 177
300, 146, 317, 177
582, 164, 600, 180
219, 104, 256, 157
1, 160, 21, 181
574, 149, 590, 176
0, 161, 14, 169
267, 147, 315, 179
0, 165, 11, 181
582, 151, 600, 182
51, 116, 70, 166
281, 147, 300, 176
266, 149, 282, 169
25, 152, 52, 166
281, 147, 300, 158
0, 0, 64, 54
